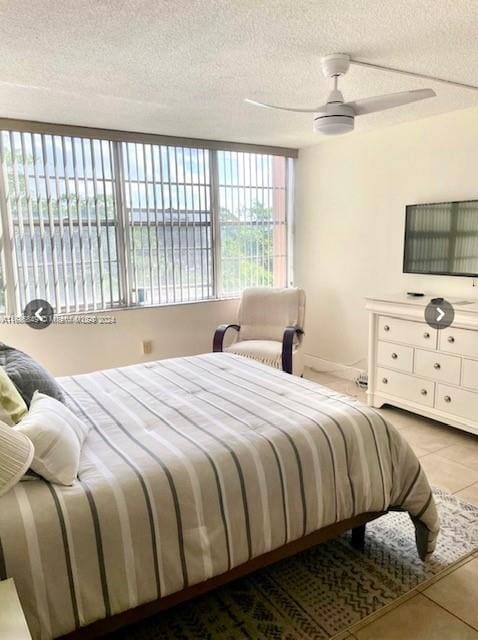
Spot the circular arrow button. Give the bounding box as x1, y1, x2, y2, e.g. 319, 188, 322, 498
424, 298, 454, 330
23, 299, 54, 330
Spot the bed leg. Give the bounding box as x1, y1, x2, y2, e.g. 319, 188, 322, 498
351, 523, 366, 550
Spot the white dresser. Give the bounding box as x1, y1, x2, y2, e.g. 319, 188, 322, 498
366, 294, 478, 436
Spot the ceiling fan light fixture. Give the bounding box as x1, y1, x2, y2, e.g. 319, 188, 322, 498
313, 114, 354, 135
313, 103, 355, 135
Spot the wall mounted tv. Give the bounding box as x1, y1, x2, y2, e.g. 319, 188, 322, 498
403, 199, 478, 277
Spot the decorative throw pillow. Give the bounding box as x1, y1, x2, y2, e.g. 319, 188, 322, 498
14, 391, 90, 486
0, 343, 65, 406
0, 420, 34, 496
0, 366, 28, 425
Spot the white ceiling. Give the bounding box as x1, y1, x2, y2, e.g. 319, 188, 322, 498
1, 0, 478, 148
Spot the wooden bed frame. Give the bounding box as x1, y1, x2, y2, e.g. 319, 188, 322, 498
59, 511, 385, 640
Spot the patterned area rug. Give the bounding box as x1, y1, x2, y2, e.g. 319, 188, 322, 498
108, 489, 478, 639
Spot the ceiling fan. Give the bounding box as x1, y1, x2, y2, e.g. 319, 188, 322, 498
245, 53, 478, 135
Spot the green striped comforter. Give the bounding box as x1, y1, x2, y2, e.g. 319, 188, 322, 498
0, 353, 439, 639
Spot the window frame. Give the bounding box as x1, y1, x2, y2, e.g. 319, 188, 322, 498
0, 119, 297, 315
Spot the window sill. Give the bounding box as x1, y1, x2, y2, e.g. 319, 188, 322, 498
54, 296, 241, 317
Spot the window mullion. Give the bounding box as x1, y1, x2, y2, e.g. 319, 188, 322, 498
0, 135, 20, 315
40, 134, 62, 312
112, 141, 132, 308
209, 149, 221, 299
286, 158, 295, 287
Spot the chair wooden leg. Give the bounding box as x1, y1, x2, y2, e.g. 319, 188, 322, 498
351, 523, 366, 550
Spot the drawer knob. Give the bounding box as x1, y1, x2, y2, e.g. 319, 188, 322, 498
423, 332, 430, 339
384, 325, 390, 332
391, 352, 398, 359
382, 377, 388, 384
444, 395, 452, 403
448, 336, 455, 343
421, 389, 427, 396
434, 362, 441, 370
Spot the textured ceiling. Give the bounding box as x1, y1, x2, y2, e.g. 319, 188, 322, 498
1, 0, 478, 148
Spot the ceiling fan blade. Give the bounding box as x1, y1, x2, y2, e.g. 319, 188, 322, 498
244, 98, 319, 113
345, 88, 436, 116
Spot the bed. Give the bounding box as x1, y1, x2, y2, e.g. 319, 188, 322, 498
0, 353, 439, 640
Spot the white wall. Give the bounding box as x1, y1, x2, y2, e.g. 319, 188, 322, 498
295, 106, 478, 375
1, 299, 239, 376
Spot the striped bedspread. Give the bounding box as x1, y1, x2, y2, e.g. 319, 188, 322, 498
0, 353, 439, 639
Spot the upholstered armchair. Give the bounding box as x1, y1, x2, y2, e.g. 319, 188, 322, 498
213, 287, 306, 376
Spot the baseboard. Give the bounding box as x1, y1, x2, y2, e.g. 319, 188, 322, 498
304, 354, 367, 382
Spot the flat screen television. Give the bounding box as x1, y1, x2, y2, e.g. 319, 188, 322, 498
403, 199, 478, 277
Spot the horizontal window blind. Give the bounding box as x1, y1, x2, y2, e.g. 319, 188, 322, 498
0, 126, 294, 315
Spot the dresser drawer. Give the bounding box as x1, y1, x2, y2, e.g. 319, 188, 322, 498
378, 316, 437, 348
439, 326, 478, 358
376, 368, 435, 407
462, 359, 478, 391
435, 384, 478, 422
414, 348, 461, 385
377, 341, 413, 372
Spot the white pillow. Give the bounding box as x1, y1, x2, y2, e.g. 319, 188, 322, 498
14, 391, 90, 486
0, 420, 34, 496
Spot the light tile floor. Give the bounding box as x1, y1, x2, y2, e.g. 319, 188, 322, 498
304, 368, 478, 640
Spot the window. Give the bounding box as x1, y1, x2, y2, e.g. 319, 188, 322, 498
0, 131, 120, 313
122, 142, 212, 305
0, 126, 294, 314
0, 252, 4, 313
217, 151, 288, 296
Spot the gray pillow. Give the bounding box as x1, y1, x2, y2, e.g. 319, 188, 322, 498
0, 344, 64, 406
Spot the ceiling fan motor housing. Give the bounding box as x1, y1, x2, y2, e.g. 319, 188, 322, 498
321, 53, 351, 79
313, 103, 355, 135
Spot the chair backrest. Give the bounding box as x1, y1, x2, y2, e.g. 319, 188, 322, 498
238, 287, 306, 342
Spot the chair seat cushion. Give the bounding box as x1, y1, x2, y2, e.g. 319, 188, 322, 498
225, 340, 304, 376
224, 340, 290, 369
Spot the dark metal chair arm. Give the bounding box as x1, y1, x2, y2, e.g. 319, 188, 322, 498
281, 326, 304, 374
213, 324, 240, 352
